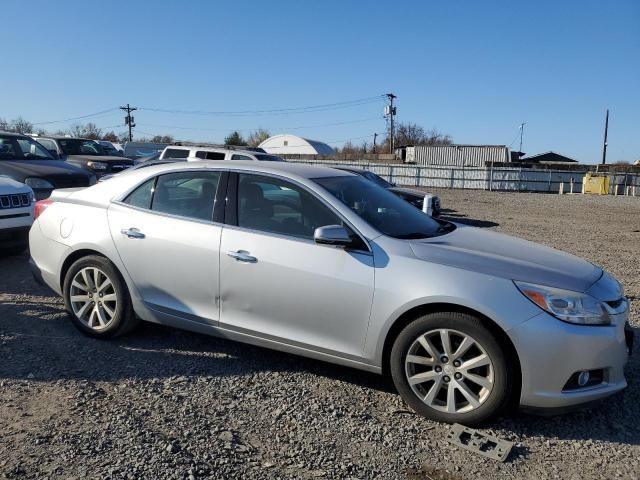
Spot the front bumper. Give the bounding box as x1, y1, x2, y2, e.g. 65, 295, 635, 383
0, 226, 30, 249
509, 310, 630, 409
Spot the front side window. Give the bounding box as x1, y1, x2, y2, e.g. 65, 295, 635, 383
315, 175, 453, 239
35, 138, 58, 153
254, 154, 284, 162
237, 174, 342, 240
163, 148, 190, 159
151, 171, 221, 221
231, 154, 252, 161
58, 139, 106, 156
0, 135, 52, 160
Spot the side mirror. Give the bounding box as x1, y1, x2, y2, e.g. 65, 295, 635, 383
48, 149, 59, 159
314, 225, 353, 247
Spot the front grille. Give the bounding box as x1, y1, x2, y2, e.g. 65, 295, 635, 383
0, 193, 31, 209
50, 176, 90, 189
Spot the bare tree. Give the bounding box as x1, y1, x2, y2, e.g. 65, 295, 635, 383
68, 124, 85, 137
102, 131, 119, 142
83, 123, 103, 140
381, 122, 453, 151
0, 118, 9, 131
246, 128, 270, 147
12, 117, 34, 134
151, 135, 175, 143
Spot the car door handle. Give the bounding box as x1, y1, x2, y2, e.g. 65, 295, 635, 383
226, 250, 257, 263
121, 228, 145, 239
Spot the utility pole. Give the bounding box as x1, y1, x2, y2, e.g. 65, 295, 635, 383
373, 132, 378, 153
518, 122, 526, 155
601, 109, 609, 165
385, 93, 397, 153
120, 104, 137, 141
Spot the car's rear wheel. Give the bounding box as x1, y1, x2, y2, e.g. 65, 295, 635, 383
63, 255, 138, 338
390, 312, 512, 425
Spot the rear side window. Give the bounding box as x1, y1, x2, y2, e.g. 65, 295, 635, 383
151, 171, 221, 221
123, 178, 155, 209
231, 154, 252, 160
163, 148, 189, 159
196, 151, 225, 160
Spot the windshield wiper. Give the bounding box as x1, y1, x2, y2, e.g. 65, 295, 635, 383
395, 232, 433, 239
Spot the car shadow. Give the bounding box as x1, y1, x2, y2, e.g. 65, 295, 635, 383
441, 212, 500, 229
1, 256, 637, 446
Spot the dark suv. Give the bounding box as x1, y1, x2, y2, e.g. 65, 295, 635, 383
33, 135, 134, 178
0, 132, 93, 199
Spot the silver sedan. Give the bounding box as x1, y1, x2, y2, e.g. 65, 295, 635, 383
29, 161, 632, 425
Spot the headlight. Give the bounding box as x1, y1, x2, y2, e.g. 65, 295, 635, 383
86, 161, 108, 171
514, 281, 611, 325
24, 177, 54, 190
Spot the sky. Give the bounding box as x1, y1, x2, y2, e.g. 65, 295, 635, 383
1, 0, 638, 163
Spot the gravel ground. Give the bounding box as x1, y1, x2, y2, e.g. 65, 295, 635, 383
0, 189, 639, 480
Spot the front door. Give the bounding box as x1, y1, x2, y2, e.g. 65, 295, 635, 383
219, 173, 375, 358
108, 170, 223, 324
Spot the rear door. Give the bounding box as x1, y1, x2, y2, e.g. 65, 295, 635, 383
108, 170, 226, 324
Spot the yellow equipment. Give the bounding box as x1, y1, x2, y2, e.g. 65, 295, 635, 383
582, 173, 609, 195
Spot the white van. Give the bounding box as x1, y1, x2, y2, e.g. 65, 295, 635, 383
159, 145, 285, 162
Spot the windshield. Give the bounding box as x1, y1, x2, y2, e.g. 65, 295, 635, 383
58, 138, 106, 156
315, 175, 453, 239
0, 134, 53, 160
254, 154, 284, 162
362, 171, 393, 188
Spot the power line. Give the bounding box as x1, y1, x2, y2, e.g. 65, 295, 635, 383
31, 108, 120, 125
138, 95, 386, 117
136, 116, 383, 133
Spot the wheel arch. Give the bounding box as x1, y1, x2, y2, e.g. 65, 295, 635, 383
60, 248, 125, 292
380, 302, 522, 406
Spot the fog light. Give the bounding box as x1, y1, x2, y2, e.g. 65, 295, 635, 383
577, 371, 590, 387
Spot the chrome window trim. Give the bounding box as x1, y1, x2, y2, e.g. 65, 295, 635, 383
230, 169, 373, 254
112, 169, 224, 227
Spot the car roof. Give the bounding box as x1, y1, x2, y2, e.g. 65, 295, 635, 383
0, 131, 28, 138
164, 145, 272, 156
37, 135, 95, 141
123, 160, 354, 181
335, 166, 367, 174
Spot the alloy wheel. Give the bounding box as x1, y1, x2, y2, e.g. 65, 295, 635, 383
69, 267, 118, 331
404, 328, 494, 414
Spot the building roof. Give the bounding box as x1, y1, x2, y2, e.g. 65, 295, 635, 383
259, 134, 335, 155
521, 151, 579, 163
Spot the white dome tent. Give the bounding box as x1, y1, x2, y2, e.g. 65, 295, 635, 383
259, 134, 335, 155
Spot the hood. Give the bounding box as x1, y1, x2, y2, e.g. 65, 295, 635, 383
66, 155, 134, 164
409, 224, 602, 293
0, 160, 90, 181
0, 175, 30, 192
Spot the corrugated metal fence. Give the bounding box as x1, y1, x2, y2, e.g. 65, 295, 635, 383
407, 145, 510, 167
287, 159, 640, 194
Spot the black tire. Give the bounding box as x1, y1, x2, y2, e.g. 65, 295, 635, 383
390, 312, 512, 426
63, 255, 138, 338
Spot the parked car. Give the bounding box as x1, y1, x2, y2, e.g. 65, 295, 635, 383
335, 167, 441, 216
0, 175, 34, 255
32, 135, 134, 177
98, 158, 187, 182
29, 161, 632, 425
159, 144, 284, 162
123, 142, 170, 160
97, 141, 124, 157
0, 131, 94, 199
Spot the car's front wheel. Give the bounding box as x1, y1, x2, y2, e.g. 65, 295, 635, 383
63, 255, 138, 338
390, 312, 512, 425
